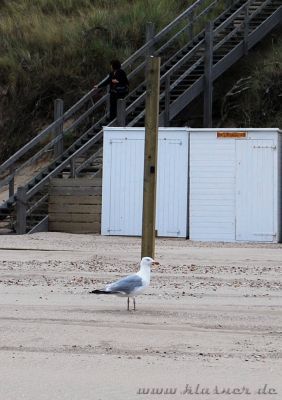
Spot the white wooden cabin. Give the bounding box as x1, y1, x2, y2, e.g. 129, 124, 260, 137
189, 128, 282, 242
102, 127, 282, 243
102, 127, 189, 237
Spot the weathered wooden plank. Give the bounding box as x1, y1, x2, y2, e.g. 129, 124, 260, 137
49, 221, 101, 234
49, 213, 101, 223
48, 178, 102, 234
48, 204, 101, 213
50, 178, 102, 187
49, 195, 102, 205
16, 186, 27, 234
49, 186, 102, 196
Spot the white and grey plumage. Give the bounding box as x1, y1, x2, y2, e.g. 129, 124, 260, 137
90, 257, 159, 310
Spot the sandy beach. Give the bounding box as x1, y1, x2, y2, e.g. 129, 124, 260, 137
0, 233, 281, 400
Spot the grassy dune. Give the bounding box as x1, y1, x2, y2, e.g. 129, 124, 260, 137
0, 0, 188, 160
0, 0, 281, 162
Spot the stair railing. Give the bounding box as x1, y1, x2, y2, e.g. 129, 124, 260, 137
24, 0, 244, 179
0, 0, 222, 206
3, 0, 280, 234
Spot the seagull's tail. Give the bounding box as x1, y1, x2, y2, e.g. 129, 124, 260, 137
89, 289, 119, 294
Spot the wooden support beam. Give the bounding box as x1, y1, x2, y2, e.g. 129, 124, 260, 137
70, 158, 76, 178
106, 87, 110, 121
117, 99, 126, 126
146, 22, 155, 56
9, 166, 15, 198
244, 4, 249, 55
53, 99, 64, 157
16, 186, 27, 234
141, 56, 160, 259
203, 22, 213, 128
164, 74, 171, 127
187, 11, 194, 41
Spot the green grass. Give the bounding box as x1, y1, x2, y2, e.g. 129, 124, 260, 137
0, 0, 188, 90
214, 31, 282, 128
0, 1, 281, 162
0, 0, 189, 161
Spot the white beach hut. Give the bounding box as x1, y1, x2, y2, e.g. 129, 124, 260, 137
102, 127, 281, 243
189, 128, 282, 242
101, 127, 189, 237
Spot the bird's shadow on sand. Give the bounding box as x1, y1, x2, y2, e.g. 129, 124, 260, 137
80, 307, 159, 316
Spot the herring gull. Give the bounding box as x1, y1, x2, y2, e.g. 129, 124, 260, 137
90, 257, 159, 310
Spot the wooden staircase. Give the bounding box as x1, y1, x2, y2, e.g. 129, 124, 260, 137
0, 0, 281, 234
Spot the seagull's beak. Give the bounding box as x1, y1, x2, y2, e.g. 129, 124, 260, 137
152, 260, 160, 268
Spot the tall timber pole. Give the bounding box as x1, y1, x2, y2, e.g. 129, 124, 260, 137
141, 56, 160, 259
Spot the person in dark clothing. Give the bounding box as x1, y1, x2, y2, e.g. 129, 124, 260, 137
94, 59, 129, 121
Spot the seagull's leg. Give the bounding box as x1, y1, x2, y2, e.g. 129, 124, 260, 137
133, 297, 136, 311
127, 297, 130, 311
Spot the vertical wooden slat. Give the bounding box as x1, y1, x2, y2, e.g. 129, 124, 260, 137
9, 166, 15, 198
117, 99, 126, 126
146, 22, 155, 57
70, 159, 76, 178
187, 11, 194, 41
244, 4, 249, 55
16, 186, 27, 234
53, 99, 64, 157
203, 22, 213, 128
164, 75, 171, 127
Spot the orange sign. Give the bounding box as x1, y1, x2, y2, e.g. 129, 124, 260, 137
217, 131, 246, 138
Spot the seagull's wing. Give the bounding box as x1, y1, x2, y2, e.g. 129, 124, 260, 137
106, 274, 143, 295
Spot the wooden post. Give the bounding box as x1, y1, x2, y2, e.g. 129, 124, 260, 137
244, 4, 249, 56
146, 22, 155, 57
106, 86, 110, 121
203, 22, 213, 128
141, 56, 160, 259
16, 186, 27, 234
70, 158, 76, 178
54, 99, 64, 157
9, 166, 15, 198
117, 99, 126, 126
187, 11, 194, 41
164, 74, 171, 127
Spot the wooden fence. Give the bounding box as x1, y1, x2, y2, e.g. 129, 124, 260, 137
48, 178, 101, 234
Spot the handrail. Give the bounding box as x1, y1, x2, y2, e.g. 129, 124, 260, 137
0, 86, 100, 174
75, 148, 103, 175
0, 134, 62, 190
214, 2, 247, 35
155, 0, 219, 57
2, 0, 278, 226
0, 0, 214, 178
121, 0, 209, 70
0, 0, 239, 188
127, 0, 245, 112
56, 0, 280, 178
119, 0, 273, 122
26, 194, 48, 216
0, 117, 63, 175
26, 129, 104, 198
0, 0, 253, 184
247, 0, 273, 20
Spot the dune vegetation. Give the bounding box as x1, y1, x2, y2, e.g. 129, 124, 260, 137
0, 0, 281, 162
0, 0, 189, 161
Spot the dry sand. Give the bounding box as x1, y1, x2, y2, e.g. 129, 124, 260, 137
0, 233, 281, 400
